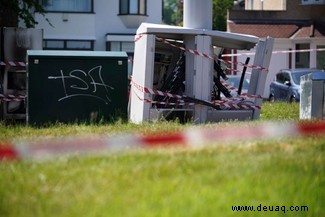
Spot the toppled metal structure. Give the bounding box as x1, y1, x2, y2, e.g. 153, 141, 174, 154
129, 0, 273, 124
129, 23, 273, 123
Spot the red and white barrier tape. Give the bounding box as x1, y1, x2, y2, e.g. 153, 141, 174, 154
222, 48, 325, 57
133, 89, 194, 107
132, 79, 261, 101
134, 89, 261, 110
131, 80, 261, 110
213, 101, 261, 110
1, 121, 325, 161
131, 80, 183, 99
0, 61, 26, 67
0, 94, 26, 102
134, 34, 144, 43
154, 36, 269, 72
220, 80, 263, 100
131, 79, 261, 101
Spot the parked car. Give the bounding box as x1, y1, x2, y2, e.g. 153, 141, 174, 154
269, 69, 325, 103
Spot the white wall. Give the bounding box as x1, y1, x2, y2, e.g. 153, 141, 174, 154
32, 0, 162, 51
308, 38, 325, 68
34, 13, 96, 40
94, 0, 162, 50
265, 39, 291, 98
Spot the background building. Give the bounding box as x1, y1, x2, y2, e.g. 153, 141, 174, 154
228, 0, 325, 98
29, 0, 162, 76
32, 0, 162, 51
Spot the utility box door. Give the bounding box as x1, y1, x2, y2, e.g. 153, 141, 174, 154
27, 50, 128, 124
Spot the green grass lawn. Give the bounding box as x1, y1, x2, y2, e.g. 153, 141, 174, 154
0, 102, 324, 217
260, 102, 300, 121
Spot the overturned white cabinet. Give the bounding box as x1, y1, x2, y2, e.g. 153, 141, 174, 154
129, 23, 273, 124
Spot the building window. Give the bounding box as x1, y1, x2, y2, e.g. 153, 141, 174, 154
119, 0, 147, 15
44, 39, 94, 50
317, 45, 325, 69
302, 0, 325, 5
246, 0, 286, 10
108, 41, 135, 53
107, 41, 134, 76
295, 44, 310, 68
38, 0, 93, 13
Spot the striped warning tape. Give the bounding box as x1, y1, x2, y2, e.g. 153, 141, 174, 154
135, 90, 261, 110
131, 81, 261, 110
133, 88, 194, 107
131, 79, 261, 102
0, 61, 26, 67
215, 102, 260, 110
131, 80, 183, 99
0, 94, 26, 102
1, 121, 324, 161
220, 80, 263, 99
133, 34, 267, 71
222, 48, 325, 57
134, 34, 144, 43
154, 36, 269, 72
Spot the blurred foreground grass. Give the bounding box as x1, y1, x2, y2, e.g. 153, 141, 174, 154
0, 102, 324, 217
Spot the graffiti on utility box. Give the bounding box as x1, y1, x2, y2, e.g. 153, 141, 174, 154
48, 65, 114, 104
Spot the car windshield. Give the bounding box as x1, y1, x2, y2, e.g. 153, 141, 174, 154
226, 77, 249, 90
291, 71, 322, 85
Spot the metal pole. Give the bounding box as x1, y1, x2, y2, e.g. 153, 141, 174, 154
183, 0, 213, 30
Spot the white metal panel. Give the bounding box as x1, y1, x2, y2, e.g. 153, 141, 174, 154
300, 73, 325, 119
193, 35, 213, 123
136, 23, 204, 36
206, 30, 259, 50
184, 35, 196, 97
137, 23, 259, 50
129, 34, 156, 123
248, 37, 274, 118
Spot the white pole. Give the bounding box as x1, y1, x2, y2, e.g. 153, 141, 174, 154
183, 0, 213, 123
183, 0, 213, 30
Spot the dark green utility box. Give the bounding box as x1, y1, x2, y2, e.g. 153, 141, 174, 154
27, 50, 128, 125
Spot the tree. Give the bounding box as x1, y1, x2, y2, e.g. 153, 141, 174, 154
213, 0, 233, 31
162, 0, 183, 26
163, 0, 234, 31
0, 0, 47, 28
